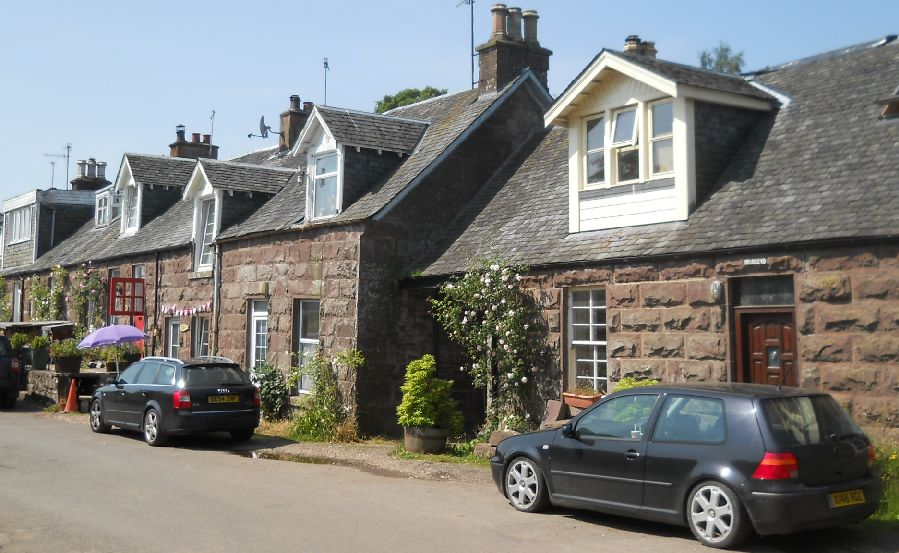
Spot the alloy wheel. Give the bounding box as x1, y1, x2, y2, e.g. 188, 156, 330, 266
505, 458, 541, 510
690, 484, 734, 544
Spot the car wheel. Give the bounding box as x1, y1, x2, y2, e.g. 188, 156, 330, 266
687, 481, 752, 548
0, 392, 16, 410
504, 456, 549, 513
143, 408, 167, 447
230, 428, 255, 442
89, 399, 111, 433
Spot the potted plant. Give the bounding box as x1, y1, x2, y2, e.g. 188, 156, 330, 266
562, 385, 605, 410
49, 338, 84, 373
9, 332, 31, 364
30, 335, 50, 370
397, 354, 463, 454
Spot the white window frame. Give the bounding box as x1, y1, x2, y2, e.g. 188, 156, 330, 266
195, 198, 216, 269
7, 207, 32, 244
167, 317, 181, 358
123, 185, 141, 232
583, 114, 606, 188
249, 300, 268, 369
310, 151, 340, 220
192, 316, 210, 357
568, 288, 608, 393
648, 99, 674, 177
12, 280, 23, 322
95, 195, 109, 226
293, 299, 320, 394
610, 106, 640, 185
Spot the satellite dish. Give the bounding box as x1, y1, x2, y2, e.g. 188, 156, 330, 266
259, 116, 270, 139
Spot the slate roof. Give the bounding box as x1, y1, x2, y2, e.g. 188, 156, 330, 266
125, 154, 196, 189
316, 106, 429, 154
418, 37, 899, 276
198, 159, 297, 195
217, 178, 306, 240
228, 146, 302, 169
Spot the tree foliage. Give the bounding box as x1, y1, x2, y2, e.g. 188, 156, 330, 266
374, 86, 447, 114
699, 41, 744, 74
396, 354, 463, 435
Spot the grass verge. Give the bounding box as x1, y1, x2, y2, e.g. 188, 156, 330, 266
392, 441, 490, 467
872, 437, 899, 523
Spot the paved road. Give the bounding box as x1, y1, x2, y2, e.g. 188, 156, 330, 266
1, 405, 896, 553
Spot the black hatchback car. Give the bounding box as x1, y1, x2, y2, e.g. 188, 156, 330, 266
89, 356, 260, 446
492, 383, 882, 548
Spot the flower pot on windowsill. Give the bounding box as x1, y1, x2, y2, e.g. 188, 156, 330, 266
562, 391, 604, 410
403, 426, 450, 454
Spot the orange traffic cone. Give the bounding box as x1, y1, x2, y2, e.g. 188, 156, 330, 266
64, 378, 79, 413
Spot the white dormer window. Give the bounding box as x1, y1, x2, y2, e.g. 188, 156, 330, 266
196, 199, 216, 268
8, 207, 32, 243
124, 186, 140, 231
649, 100, 674, 175
311, 152, 339, 219
611, 107, 640, 183
585, 115, 605, 185
95, 189, 122, 227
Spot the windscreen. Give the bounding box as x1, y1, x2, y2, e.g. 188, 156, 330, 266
761, 395, 861, 446
184, 365, 250, 387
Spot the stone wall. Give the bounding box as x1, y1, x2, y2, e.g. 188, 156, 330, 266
505, 242, 899, 431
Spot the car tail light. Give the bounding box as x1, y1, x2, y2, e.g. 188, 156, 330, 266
252, 388, 261, 407
173, 390, 192, 410
867, 444, 876, 468
752, 452, 799, 480
10, 358, 20, 375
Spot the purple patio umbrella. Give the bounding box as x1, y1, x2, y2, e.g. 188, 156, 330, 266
77, 324, 147, 375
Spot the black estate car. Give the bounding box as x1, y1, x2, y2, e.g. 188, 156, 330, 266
89, 356, 260, 446
492, 383, 882, 548
0, 336, 22, 409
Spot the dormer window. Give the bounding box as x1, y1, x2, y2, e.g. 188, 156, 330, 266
649, 100, 673, 174
95, 189, 122, 227
611, 107, 639, 183
585, 116, 605, 184
7, 207, 31, 243
123, 186, 140, 231
195, 198, 216, 268
311, 152, 339, 219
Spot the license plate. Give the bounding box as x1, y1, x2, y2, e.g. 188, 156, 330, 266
828, 489, 865, 508
208, 394, 239, 404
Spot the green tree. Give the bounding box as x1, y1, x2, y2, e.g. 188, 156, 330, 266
374, 86, 447, 113
699, 41, 744, 74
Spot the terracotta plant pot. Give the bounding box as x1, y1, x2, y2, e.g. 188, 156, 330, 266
403, 426, 450, 454
562, 391, 604, 410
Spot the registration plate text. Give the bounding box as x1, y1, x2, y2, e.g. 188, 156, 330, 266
208, 394, 239, 404
828, 489, 865, 508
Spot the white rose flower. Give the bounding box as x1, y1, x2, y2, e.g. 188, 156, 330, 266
506, 372, 514, 380
491, 264, 500, 271
524, 324, 529, 330
521, 376, 528, 384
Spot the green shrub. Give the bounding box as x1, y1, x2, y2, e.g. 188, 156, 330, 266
873, 439, 899, 522
49, 338, 83, 358
31, 335, 50, 349
9, 333, 30, 350
253, 362, 288, 421
289, 349, 363, 442
396, 354, 463, 436
613, 376, 659, 392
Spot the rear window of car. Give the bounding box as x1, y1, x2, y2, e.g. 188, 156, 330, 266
761, 395, 861, 446
184, 365, 250, 387
0, 338, 9, 356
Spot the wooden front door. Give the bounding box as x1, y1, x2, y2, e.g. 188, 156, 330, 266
741, 313, 796, 386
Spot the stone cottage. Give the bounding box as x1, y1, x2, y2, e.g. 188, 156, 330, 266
414, 35, 899, 431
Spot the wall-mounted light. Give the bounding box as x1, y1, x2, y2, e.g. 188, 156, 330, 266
710, 280, 723, 303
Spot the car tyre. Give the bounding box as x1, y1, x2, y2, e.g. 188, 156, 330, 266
143, 407, 167, 447
504, 456, 549, 513
0, 392, 16, 410
89, 399, 111, 433
230, 428, 255, 442
687, 481, 752, 548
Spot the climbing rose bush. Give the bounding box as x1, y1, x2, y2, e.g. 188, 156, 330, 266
429, 259, 539, 432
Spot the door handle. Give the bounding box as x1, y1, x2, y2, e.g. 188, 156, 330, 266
625, 450, 641, 460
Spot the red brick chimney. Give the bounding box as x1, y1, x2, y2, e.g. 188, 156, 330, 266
279, 95, 312, 151
622, 35, 657, 58
169, 124, 219, 159
476, 4, 551, 92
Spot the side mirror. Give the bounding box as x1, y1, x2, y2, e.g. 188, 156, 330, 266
561, 422, 576, 439
105, 377, 117, 386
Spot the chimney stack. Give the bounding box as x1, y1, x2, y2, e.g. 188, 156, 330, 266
70, 157, 111, 191
476, 5, 552, 92
170, 125, 219, 159
279, 94, 312, 151
623, 35, 657, 58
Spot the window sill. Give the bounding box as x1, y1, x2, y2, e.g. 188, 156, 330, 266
7, 238, 31, 245
189, 269, 213, 280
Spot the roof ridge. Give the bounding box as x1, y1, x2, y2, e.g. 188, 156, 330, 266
199, 158, 297, 172
317, 104, 430, 126
383, 88, 479, 116
124, 153, 197, 163
744, 35, 898, 76
607, 49, 754, 83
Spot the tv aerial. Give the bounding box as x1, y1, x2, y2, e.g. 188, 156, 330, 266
247, 116, 281, 139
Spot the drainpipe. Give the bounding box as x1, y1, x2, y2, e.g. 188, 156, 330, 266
152, 251, 161, 355
212, 243, 222, 355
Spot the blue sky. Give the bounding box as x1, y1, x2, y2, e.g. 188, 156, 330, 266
1, 1, 893, 198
